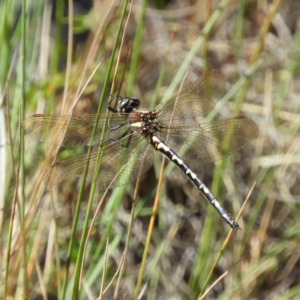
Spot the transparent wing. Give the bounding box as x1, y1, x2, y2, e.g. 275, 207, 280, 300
155, 69, 225, 123
23, 113, 132, 148
45, 132, 154, 189
158, 116, 258, 163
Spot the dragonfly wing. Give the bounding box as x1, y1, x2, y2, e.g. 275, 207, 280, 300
157, 92, 216, 124
159, 116, 258, 163
156, 69, 225, 120
186, 69, 225, 99
45, 132, 154, 189
23, 113, 131, 148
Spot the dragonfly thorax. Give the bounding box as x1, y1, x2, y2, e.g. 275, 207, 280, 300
118, 97, 140, 113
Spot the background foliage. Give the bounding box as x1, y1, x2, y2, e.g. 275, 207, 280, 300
1, 0, 299, 299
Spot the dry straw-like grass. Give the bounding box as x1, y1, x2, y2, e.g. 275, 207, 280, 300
1, 0, 300, 299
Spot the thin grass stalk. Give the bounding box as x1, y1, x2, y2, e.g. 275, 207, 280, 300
58, 1, 119, 294
70, 1, 114, 111
101, 255, 124, 297
2, 62, 16, 298
114, 174, 137, 298
61, 0, 74, 113
80, 7, 134, 300
127, 0, 148, 95
20, 0, 26, 217
70, 2, 130, 298
238, 68, 275, 245
211, 157, 227, 206
11, 115, 24, 296
0, 0, 10, 85
16, 10, 56, 284
3, 135, 18, 299
112, 6, 142, 292
80, 163, 132, 293
59, 23, 85, 300
50, 0, 64, 76
147, 219, 181, 294
35, 253, 48, 299
198, 270, 228, 300
199, 183, 255, 297
246, 169, 274, 233
84, 187, 126, 282
203, 0, 212, 70
258, 195, 275, 246
0, 7, 11, 235
234, 0, 246, 69
150, 29, 175, 110
82, 1, 134, 296
188, 200, 216, 291
84, 195, 115, 287
133, 157, 167, 300
162, 0, 232, 102
20, 0, 28, 297
111, 0, 134, 108
48, 190, 63, 298
250, 70, 273, 178
99, 238, 110, 298
234, 0, 283, 116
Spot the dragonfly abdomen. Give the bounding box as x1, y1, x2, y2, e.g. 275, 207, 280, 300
149, 134, 240, 229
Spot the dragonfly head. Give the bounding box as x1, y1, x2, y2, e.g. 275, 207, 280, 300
118, 97, 140, 113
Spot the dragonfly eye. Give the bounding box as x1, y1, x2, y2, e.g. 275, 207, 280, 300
118, 97, 140, 113
130, 97, 140, 108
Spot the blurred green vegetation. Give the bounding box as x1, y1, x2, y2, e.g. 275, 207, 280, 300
1, 0, 300, 299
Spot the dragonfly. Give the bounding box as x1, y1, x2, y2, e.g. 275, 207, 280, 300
24, 69, 258, 229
